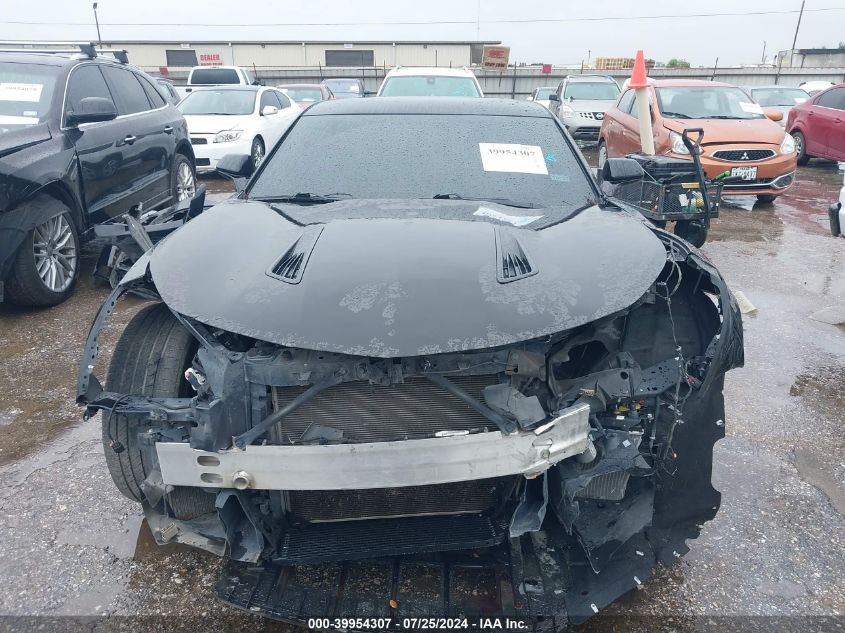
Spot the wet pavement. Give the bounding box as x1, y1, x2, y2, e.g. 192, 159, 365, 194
1, 162, 844, 631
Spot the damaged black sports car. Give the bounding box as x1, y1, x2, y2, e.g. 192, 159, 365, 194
77, 97, 743, 629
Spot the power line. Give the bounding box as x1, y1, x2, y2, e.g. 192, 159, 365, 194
3, 6, 845, 28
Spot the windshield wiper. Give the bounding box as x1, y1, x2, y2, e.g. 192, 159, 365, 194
708, 115, 756, 119
432, 194, 537, 209
252, 193, 353, 205
660, 111, 693, 119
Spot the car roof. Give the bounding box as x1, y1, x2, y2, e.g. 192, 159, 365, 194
0, 52, 135, 68
303, 96, 552, 117
649, 79, 735, 88
565, 74, 616, 82
0, 52, 77, 66
748, 85, 808, 90
190, 65, 245, 71
384, 66, 475, 78
278, 83, 324, 88
188, 85, 263, 92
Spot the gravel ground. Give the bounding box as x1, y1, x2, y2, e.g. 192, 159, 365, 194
1, 163, 844, 632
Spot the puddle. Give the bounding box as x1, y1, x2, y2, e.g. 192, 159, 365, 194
0, 408, 21, 427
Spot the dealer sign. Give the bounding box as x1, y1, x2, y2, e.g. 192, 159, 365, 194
482, 45, 510, 71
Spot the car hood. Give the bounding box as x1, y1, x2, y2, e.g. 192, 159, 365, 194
148, 199, 666, 357
183, 113, 253, 135
567, 99, 617, 113
662, 117, 786, 145
0, 121, 51, 158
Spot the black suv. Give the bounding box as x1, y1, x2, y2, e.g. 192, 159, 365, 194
0, 45, 195, 306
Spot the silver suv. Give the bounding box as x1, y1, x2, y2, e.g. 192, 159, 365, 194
550, 74, 621, 144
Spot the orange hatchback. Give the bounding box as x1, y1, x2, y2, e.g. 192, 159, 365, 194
598, 79, 798, 202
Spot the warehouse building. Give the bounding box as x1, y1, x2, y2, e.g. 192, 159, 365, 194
0, 40, 500, 70
777, 47, 845, 68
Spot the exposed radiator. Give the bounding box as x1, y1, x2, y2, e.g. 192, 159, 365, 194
270, 375, 501, 444
271, 375, 507, 522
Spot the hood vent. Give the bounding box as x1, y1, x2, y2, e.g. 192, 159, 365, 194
267, 226, 323, 284
494, 227, 538, 283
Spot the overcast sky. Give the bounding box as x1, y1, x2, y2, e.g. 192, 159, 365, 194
3, 0, 845, 66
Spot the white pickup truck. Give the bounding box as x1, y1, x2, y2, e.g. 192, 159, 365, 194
175, 65, 262, 99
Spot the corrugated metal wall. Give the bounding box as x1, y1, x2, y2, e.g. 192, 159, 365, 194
113, 42, 473, 70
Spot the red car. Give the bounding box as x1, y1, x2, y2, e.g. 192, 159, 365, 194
787, 83, 845, 165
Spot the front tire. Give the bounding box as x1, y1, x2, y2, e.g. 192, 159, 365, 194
171, 153, 196, 203
756, 194, 777, 204
102, 303, 197, 502
5, 200, 80, 307
597, 140, 608, 170
792, 131, 810, 166
250, 137, 265, 170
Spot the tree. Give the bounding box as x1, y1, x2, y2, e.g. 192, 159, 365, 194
667, 58, 691, 68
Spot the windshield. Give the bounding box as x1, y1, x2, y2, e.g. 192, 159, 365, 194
656, 86, 766, 120
535, 87, 556, 100
281, 87, 324, 102
380, 76, 481, 97
178, 89, 255, 115
190, 68, 240, 85
324, 79, 361, 97
563, 82, 620, 100
248, 113, 595, 225
750, 87, 809, 107
0, 62, 60, 132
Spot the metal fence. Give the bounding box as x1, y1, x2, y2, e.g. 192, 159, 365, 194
151, 65, 845, 98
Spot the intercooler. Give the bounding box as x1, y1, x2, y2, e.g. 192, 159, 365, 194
269, 375, 508, 522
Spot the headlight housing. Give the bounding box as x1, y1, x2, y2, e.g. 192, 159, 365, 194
669, 131, 690, 155
559, 104, 575, 117
780, 133, 796, 155
213, 129, 243, 143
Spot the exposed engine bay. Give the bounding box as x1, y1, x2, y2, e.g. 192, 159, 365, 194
77, 227, 743, 628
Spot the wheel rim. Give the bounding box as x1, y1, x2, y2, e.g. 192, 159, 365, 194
175, 161, 195, 201
598, 144, 607, 169
252, 141, 264, 168
792, 133, 803, 157
33, 215, 77, 293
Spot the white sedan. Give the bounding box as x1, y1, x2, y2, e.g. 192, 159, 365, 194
526, 86, 557, 110
178, 86, 301, 173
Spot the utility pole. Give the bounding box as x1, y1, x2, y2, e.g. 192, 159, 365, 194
476, 0, 481, 40
92, 3, 102, 47
761, 40, 767, 64
790, 0, 806, 62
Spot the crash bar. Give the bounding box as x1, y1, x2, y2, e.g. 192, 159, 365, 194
156, 403, 591, 491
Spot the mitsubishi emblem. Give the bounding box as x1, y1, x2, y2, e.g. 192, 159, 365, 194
741, 152, 750, 160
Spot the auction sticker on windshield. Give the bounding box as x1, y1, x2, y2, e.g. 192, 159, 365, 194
479, 143, 548, 175
0, 83, 43, 102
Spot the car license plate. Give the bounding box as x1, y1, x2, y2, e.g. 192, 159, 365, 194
731, 166, 757, 180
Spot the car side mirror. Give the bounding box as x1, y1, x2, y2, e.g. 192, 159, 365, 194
66, 97, 118, 126
548, 93, 560, 102
601, 157, 645, 183
261, 105, 279, 116
765, 110, 784, 122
